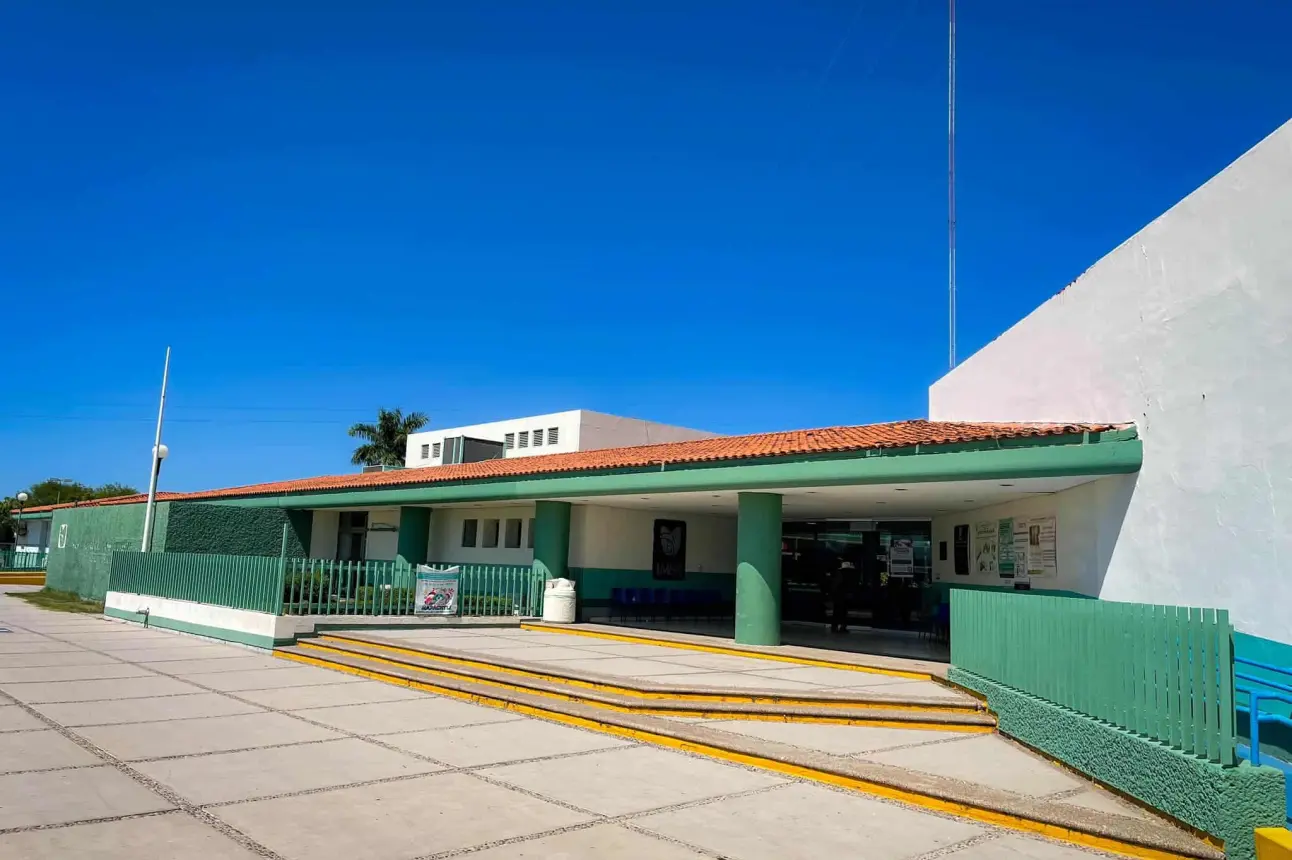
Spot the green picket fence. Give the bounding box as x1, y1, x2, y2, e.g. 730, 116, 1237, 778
951, 590, 1236, 764
281, 558, 543, 618
0, 549, 48, 571
108, 551, 284, 615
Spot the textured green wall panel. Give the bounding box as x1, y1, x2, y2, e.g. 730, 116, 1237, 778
950, 668, 1285, 860
162, 503, 307, 558
45, 503, 169, 600
396, 507, 431, 566
532, 501, 571, 581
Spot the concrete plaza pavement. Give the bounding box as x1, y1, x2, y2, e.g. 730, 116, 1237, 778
0, 587, 1150, 859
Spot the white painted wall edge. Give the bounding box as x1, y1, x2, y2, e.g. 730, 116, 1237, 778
104, 591, 298, 646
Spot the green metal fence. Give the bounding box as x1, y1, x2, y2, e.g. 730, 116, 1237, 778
108, 551, 284, 615
281, 558, 543, 618
951, 590, 1236, 765
0, 549, 48, 571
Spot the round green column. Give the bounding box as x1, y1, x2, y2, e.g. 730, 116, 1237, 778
735, 492, 782, 646
532, 500, 571, 581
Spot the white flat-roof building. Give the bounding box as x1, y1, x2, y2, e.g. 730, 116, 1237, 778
404, 409, 720, 468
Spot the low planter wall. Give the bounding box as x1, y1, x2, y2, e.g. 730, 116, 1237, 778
104, 591, 301, 649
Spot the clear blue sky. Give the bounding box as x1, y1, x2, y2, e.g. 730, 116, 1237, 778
3, 1, 1290, 495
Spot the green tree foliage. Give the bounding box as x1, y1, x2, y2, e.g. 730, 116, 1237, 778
348, 408, 429, 467
9, 479, 142, 509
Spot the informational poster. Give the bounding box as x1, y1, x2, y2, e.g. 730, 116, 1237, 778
414, 566, 460, 616
974, 522, 998, 576
889, 538, 914, 577
953, 524, 970, 576
997, 518, 1016, 577
1027, 516, 1058, 578
1012, 520, 1031, 584
652, 519, 687, 580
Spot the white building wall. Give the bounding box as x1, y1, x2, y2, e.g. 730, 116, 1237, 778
929, 119, 1292, 643
16, 519, 51, 553
570, 504, 738, 573
365, 508, 400, 561
931, 477, 1133, 597
309, 511, 339, 559
404, 409, 719, 467
429, 505, 537, 566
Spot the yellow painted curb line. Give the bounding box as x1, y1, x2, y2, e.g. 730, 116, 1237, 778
0, 574, 45, 585
1256, 827, 1292, 859
518, 622, 932, 680
318, 634, 974, 713
276, 648, 1196, 860
295, 642, 989, 732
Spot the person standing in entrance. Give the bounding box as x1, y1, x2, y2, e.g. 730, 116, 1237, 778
829, 560, 854, 634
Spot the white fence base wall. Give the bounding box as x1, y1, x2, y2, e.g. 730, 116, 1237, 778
104, 591, 298, 649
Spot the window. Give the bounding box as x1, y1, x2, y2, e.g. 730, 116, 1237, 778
518, 431, 529, 448
547, 427, 559, 445
527, 518, 535, 548
461, 519, 479, 547
482, 518, 500, 548
504, 433, 515, 450
505, 518, 522, 548
939, 541, 948, 562
432, 442, 441, 459
419, 443, 430, 459
531, 429, 543, 447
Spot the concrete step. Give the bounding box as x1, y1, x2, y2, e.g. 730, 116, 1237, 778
273, 641, 1221, 860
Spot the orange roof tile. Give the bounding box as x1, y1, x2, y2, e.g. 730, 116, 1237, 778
17, 419, 1124, 513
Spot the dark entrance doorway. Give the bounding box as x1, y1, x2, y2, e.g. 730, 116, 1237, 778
781, 520, 932, 630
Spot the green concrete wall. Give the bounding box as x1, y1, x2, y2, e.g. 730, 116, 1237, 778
735, 492, 782, 646
532, 501, 571, 581
396, 507, 431, 566
162, 503, 308, 558
950, 668, 1285, 860
46, 503, 169, 600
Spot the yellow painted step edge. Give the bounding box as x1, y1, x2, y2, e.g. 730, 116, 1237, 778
518, 622, 931, 680
276, 648, 1198, 860
1257, 827, 1292, 860
316, 634, 974, 713
294, 642, 988, 732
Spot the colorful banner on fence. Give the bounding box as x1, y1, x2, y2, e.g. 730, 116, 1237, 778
414, 566, 460, 616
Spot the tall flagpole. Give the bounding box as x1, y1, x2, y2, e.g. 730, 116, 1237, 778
141, 347, 171, 552
948, 0, 957, 370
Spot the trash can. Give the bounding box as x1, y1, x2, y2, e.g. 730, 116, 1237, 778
542, 578, 577, 624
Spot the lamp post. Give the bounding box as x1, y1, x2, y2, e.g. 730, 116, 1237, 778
12, 491, 28, 554
141, 348, 171, 552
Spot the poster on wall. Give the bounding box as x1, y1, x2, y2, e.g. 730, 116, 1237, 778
974, 522, 998, 576
889, 538, 914, 577
414, 566, 460, 616
997, 518, 1015, 578
1012, 520, 1031, 584
652, 519, 687, 580
1026, 516, 1058, 578
953, 524, 969, 575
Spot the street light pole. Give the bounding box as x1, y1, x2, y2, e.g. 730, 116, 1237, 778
141, 347, 171, 552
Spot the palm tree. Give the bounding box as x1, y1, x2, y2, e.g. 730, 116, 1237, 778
348, 408, 429, 467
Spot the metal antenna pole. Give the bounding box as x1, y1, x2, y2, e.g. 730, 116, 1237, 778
947, 0, 957, 370
141, 347, 171, 552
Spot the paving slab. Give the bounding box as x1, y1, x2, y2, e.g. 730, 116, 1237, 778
0, 811, 265, 860
95, 645, 253, 662
481, 745, 786, 816
180, 665, 362, 692
380, 715, 632, 767
527, 656, 722, 677
0, 704, 46, 732
33, 692, 264, 727
0, 663, 155, 683
702, 720, 977, 756
634, 781, 984, 860
467, 823, 712, 859
237, 679, 426, 711
0, 641, 85, 654
1055, 787, 1157, 821
0, 651, 122, 668
461, 644, 618, 662
136, 736, 443, 805
861, 734, 1083, 797
74, 711, 342, 760
0, 765, 172, 829
642, 671, 823, 690
212, 771, 593, 860
302, 696, 522, 735
747, 665, 935, 688
942, 833, 1109, 858
565, 641, 716, 658
650, 652, 801, 671
142, 655, 284, 674
1, 675, 204, 703
0, 728, 103, 772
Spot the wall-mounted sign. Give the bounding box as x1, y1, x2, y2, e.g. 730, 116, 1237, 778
998, 518, 1016, 578
974, 521, 998, 576
1026, 516, 1058, 579
414, 566, 460, 616
57, 523, 68, 549
889, 538, 914, 577
953, 524, 969, 576
652, 519, 687, 580
367, 523, 398, 533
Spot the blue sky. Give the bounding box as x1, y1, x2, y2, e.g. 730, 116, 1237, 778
3, 0, 1290, 495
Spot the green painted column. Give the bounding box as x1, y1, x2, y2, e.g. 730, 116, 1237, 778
396, 507, 431, 566
285, 510, 312, 558
736, 492, 782, 646
532, 501, 571, 581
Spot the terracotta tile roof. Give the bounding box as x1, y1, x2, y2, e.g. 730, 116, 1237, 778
17, 419, 1124, 512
